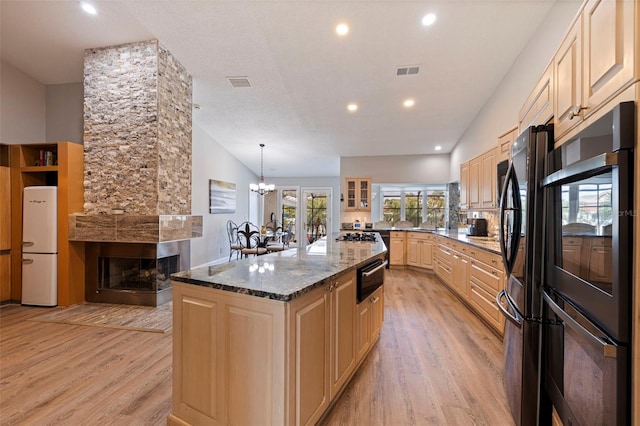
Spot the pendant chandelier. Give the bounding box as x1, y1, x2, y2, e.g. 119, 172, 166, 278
250, 143, 275, 196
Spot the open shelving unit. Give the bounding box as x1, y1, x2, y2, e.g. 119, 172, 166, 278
10, 142, 85, 306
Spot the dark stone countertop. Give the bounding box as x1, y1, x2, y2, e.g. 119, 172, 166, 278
171, 233, 387, 302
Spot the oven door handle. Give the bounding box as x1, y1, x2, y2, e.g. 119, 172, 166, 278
496, 289, 522, 327
361, 261, 388, 277
541, 152, 619, 187
543, 291, 617, 358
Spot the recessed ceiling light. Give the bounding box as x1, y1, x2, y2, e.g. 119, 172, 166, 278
347, 103, 358, 112
422, 13, 436, 26
336, 23, 349, 36
403, 99, 415, 108
435, 145, 442, 151
80, 1, 98, 15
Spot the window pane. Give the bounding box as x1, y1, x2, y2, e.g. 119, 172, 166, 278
383, 192, 401, 225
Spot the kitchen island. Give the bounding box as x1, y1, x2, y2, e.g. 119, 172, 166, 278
168, 234, 387, 426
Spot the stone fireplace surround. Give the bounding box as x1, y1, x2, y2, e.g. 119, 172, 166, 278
74, 40, 201, 306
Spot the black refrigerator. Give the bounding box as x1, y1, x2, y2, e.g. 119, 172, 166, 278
497, 124, 553, 426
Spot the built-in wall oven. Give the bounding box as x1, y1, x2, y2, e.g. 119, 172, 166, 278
540, 101, 634, 425
357, 258, 386, 303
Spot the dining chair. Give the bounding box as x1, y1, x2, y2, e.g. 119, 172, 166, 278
238, 222, 268, 257
264, 220, 286, 252
226, 220, 243, 261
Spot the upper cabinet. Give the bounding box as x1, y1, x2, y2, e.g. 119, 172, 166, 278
554, 0, 638, 139
459, 161, 469, 210
468, 156, 481, 210
497, 126, 518, 164
481, 148, 498, 209
519, 64, 554, 131
344, 178, 371, 212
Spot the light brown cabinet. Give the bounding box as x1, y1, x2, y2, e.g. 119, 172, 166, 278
389, 231, 406, 266
344, 177, 371, 212
356, 286, 384, 365
433, 236, 505, 336
554, 0, 638, 140
497, 126, 518, 164
9, 142, 84, 306
459, 161, 469, 209
170, 267, 383, 426
481, 148, 498, 209
0, 147, 10, 302
519, 64, 553, 131
406, 232, 434, 270
329, 271, 357, 400
468, 156, 481, 209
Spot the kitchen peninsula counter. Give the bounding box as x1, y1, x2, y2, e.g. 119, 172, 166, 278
378, 227, 502, 254
168, 234, 387, 426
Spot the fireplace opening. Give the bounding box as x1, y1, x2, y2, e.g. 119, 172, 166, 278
86, 240, 189, 306
98, 254, 178, 292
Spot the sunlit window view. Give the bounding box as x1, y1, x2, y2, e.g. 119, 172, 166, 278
306, 192, 327, 243
381, 186, 447, 227
561, 178, 613, 233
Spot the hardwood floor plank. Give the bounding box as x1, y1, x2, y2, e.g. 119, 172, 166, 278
1, 268, 514, 425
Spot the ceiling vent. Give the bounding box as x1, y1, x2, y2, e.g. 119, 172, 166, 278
396, 66, 420, 76
227, 76, 252, 88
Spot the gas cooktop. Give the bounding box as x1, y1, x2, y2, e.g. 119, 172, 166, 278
336, 232, 377, 242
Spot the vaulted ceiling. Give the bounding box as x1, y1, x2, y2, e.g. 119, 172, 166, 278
1, 0, 559, 177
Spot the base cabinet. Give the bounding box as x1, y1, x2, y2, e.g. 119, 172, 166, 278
390, 232, 406, 266
170, 268, 383, 426
407, 232, 434, 270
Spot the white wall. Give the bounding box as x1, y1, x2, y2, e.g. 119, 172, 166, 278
190, 124, 259, 267
341, 154, 450, 184
46, 83, 83, 143
0, 60, 46, 143
449, 1, 583, 182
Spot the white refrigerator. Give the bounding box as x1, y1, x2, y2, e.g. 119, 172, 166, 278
22, 186, 57, 306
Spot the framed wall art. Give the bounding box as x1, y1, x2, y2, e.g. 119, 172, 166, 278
209, 179, 236, 214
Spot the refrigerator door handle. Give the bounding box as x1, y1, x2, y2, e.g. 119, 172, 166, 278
498, 163, 521, 273
22, 258, 34, 264
497, 289, 523, 327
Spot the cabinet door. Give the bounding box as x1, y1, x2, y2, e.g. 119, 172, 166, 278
460, 161, 469, 209
370, 287, 384, 340
356, 300, 371, 364
589, 245, 612, 283
469, 157, 481, 209
293, 288, 331, 426
481, 148, 497, 209
345, 179, 357, 211
519, 64, 553, 131
407, 238, 420, 266
452, 253, 469, 298
390, 237, 405, 266
583, 0, 636, 115
330, 272, 356, 399
358, 178, 371, 211
554, 16, 583, 139
497, 127, 517, 163
420, 241, 433, 269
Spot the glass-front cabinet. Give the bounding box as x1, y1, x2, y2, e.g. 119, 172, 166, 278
344, 177, 371, 212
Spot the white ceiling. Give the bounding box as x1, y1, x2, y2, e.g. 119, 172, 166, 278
0, 0, 557, 178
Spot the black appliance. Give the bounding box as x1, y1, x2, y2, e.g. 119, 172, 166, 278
497, 159, 509, 206
467, 218, 488, 236
540, 101, 634, 425
376, 229, 391, 269
336, 232, 377, 242
356, 258, 386, 303
497, 124, 553, 426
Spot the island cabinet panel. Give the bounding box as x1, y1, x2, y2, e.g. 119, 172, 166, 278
169, 282, 287, 426
290, 287, 330, 426
329, 272, 357, 400
369, 286, 384, 339
356, 300, 371, 364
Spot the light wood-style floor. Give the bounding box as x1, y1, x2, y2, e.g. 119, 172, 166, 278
0, 268, 513, 425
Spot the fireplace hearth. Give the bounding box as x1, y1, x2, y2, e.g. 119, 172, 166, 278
86, 241, 189, 306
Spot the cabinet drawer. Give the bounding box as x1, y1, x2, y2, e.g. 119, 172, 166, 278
562, 237, 583, 246
390, 231, 405, 238
407, 232, 435, 241
470, 261, 502, 293
466, 247, 501, 269
470, 281, 501, 324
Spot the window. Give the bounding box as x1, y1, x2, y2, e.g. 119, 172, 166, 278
561, 182, 612, 227
378, 185, 447, 227
382, 191, 401, 225
306, 192, 327, 243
